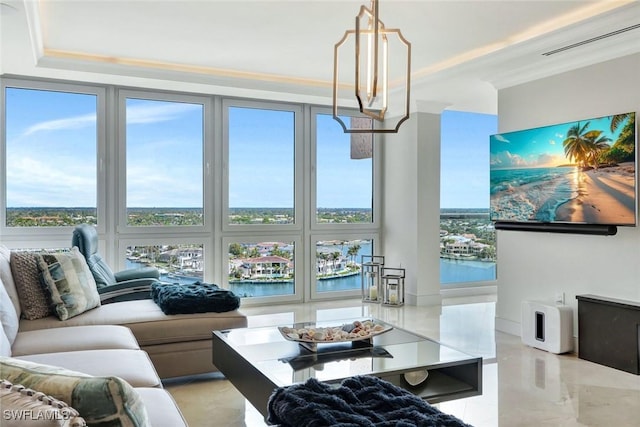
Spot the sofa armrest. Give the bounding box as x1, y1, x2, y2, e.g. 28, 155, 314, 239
114, 267, 159, 282
97, 280, 156, 304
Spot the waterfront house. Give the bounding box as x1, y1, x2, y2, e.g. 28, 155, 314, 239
240, 256, 292, 279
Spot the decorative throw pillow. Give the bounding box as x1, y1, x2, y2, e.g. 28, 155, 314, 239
10, 251, 52, 320
0, 357, 150, 427
0, 379, 86, 427
36, 247, 100, 321
0, 276, 19, 345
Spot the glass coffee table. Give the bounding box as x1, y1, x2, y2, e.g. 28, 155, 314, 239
212, 318, 482, 418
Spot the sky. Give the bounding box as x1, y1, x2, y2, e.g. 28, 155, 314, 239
5, 87, 494, 209
490, 115, 626, 170
440, 110, 497, 209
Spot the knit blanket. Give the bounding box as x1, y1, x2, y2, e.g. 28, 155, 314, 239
267, 375, 473, 427
151, 282, 240, 315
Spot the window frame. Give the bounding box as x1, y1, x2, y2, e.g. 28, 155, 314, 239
117, 236, 212, 282
439, 109, 498, 288
116, 89, 213, 236
308, 232, 379, 300
0, 78, 106, 238
221, 98, 304, 232
310, 106, 381, 232
222, 234, 303, 305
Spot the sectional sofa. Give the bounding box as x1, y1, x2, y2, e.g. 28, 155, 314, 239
0, 245, 248, 426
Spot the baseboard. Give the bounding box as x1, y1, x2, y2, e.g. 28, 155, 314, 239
405, 292, 442, 306
441, 285, 497, 299
495, 316, 521, 336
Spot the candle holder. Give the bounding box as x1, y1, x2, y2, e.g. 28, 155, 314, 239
382, 267, 405, 307
360, 255, 384, 303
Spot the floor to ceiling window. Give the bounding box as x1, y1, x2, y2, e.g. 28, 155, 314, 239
311, 111, 378, 298
0, 78, 380, 304
116, 91, 210, 284
222, 100, 302, 302
440, 110, 497, 287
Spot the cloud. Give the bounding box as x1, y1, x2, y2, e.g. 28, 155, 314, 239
490, 150, 566, 170
126, 162, 202, 207
23, 113, 96, 136
21, 102, 201, 137
6, 156, 95, 206
492, 134, 510, 143
555, 133, 564, 139
549, 140, 556, 145
127, 103, 202, 125
490, 151, 527, 168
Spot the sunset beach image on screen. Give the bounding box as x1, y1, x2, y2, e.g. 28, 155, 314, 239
490, 112, 636, 226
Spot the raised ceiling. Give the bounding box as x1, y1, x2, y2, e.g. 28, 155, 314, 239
2, 0, 639, 114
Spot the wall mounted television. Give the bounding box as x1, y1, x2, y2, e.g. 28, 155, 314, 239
490, 112, 636, 232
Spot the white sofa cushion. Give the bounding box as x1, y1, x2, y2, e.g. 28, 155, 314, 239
135, 388, 188, 427
0, 245, 20, 319
17, 349, 162, 388
11, 325, 140, 357
18, 299, 247, 346
0, 322, 11, 357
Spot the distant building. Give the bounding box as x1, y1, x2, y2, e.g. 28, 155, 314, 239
158, 247, 203, 271
442, 236, 490, 258
240, 256, 292, 279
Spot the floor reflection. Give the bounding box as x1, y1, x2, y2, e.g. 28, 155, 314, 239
164, 296, 640, 427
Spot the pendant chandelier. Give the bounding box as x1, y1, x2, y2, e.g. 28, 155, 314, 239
333, 0, 411, 134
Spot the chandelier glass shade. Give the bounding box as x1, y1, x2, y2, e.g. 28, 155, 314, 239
333, 0, 411, 134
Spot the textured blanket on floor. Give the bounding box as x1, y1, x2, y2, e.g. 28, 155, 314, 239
267, 375, 473, 427
151, 282, 240, 314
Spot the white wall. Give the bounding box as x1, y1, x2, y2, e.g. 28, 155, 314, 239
383, 109, 442, 306
495, 53, 640, 337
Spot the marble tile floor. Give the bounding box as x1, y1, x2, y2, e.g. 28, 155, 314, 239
164, 296, 640, 426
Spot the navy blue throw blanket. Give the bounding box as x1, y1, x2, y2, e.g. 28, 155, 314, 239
267, 375, 473, 427
151, 282, 240, 315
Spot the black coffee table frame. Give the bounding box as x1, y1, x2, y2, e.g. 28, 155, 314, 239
212, 318, 482, 418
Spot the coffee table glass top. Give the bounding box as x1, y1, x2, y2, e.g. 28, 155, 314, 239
215, 317, 478, 388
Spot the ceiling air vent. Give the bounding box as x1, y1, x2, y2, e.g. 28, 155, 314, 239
542, 23, 640, 56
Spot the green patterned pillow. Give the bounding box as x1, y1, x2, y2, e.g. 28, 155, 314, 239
0, 357, 150, 427
36, 247, 101, 321
0, 379, 87, 427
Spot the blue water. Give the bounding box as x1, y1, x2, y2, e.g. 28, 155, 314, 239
225, 260, 496, 296
440, 258, 496, 285
128, 243, 495, 298
490, 166, 578, 222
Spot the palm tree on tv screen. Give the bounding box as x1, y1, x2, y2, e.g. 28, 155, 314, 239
563, 121, 618, 170
563, 122, 593, 168
610, 113, 635, 159
584, 130, 611, 169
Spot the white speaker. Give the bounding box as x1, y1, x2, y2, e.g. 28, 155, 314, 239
521, 300, 573, 354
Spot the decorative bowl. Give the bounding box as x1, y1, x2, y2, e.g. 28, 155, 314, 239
278, 319, 392, 352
